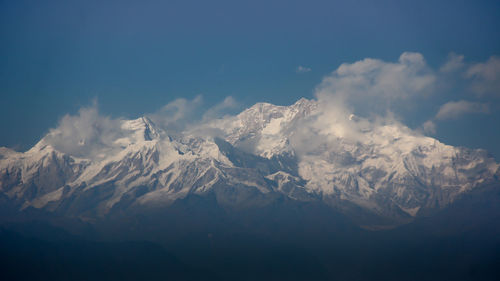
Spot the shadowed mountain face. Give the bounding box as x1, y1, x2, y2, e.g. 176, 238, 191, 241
0, 224, 211, 281
1, 184, 500, 281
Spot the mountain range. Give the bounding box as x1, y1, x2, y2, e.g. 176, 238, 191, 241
1, 98, 498, 228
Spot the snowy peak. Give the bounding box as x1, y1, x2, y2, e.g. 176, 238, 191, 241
234, 97, 317, 133
216, 98, 317, 158
117, 116, 161, 146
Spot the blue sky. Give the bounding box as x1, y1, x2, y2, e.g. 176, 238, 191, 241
1, 0, 500, 158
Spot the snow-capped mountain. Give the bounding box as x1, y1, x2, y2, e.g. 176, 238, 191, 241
1, 98, 498, 225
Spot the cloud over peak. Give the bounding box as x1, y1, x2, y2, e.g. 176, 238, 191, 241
39, 51, 499, 158
43, 102, 123, 158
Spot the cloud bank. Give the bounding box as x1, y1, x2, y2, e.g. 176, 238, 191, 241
41, 52, 499, 158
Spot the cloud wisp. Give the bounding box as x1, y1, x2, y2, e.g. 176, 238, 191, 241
466, 56, 500, 97
420, 54, 499, 134
147, 95, 204, 133
296, 66, 312, 73
435, 100, 490, 120
422, 100, 490, 134
440, 53, 465, 73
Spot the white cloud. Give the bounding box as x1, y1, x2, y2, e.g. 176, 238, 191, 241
466, 56, 500, 97
440, 53, 465, 73
435, 100, 490, 120
422, 120, 436, 134
315, 52, 436, 117
296, 66, 311, 73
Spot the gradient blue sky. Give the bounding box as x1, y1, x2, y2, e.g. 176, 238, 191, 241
1, 0, 500, 158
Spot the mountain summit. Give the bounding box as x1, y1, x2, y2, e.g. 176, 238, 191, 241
1, 98, 498, 226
